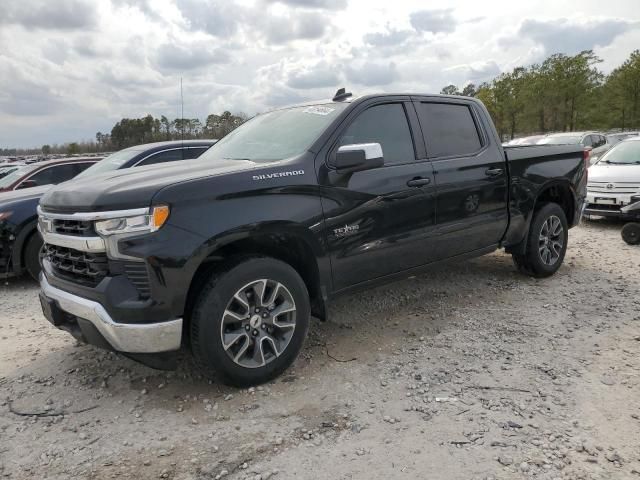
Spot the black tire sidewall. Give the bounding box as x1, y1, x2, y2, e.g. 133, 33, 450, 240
191, 257, 310, 386
24, 232, 43, 281
621, 223, 640, 245
526, 203, 569, 277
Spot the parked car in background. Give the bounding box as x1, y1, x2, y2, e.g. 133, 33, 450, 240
0, 140, 216, 281
0, 164, 25, 180
606, 132, 639, 146
537, 131, 609, 164
0, 158, 99, 193
584, 137, 640, 219
505, 135, 546, 146
74, 139, 217, 180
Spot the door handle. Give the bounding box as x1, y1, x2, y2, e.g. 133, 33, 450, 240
407, 177, 431, 187
485, 168, 504, 177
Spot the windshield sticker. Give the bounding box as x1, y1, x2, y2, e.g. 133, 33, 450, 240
303, 106, 335, 116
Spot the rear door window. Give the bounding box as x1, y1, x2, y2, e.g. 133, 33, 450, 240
415, 102, 482, 158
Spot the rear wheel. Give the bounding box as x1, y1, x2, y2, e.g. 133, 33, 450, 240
190, 257, 310, 387
621, 222, 640, 245
512, 203, 568, 278
24, 232, 43, 281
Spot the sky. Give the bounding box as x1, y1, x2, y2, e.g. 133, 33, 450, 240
1, 0, 639, 149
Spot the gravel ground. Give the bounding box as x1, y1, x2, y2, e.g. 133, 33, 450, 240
1, 219, 639, 480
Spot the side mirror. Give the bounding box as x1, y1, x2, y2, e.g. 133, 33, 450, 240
334, 143, 384, 173
16, 179, 37, 190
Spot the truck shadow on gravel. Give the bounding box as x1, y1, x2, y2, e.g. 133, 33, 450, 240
6, 251, 545, 397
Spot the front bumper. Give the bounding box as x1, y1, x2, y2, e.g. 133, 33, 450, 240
40, 274, 182, 353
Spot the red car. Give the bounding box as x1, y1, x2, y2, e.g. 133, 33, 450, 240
0, 158, 99, 193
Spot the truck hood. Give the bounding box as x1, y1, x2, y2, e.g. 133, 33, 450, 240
589, 163, 640, 183
40, 159, 255, 213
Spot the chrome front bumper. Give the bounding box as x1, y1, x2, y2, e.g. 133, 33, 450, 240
40, 275, 182, 353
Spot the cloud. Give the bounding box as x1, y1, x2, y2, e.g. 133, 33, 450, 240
363, 28, 413, 47
345, 62, 397, 86
0, 0, 96, 30
444, 60, 501, 82
410, 8, 457, 34
0, 63, 65, 116
261, 10, 329, 44
286, 62, 340, 89
518, 18, 639, 54
111, 0, 163, 20
154, 41, 231, 72
175, 0, 243, 37
72, 36, 112, 58
262, 0, 347, 8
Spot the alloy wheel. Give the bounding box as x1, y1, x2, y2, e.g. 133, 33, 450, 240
220, 279, 297, 368
538, 215, 564, 266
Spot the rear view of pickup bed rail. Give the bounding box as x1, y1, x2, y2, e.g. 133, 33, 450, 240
37, 90, 588, 386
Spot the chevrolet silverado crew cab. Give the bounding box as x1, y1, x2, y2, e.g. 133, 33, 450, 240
38, 90, 587, 386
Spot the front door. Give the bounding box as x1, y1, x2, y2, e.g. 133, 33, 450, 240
412, 98, 508, 258
318, 100, 437, 291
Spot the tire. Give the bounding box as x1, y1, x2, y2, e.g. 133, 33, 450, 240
621, 222, 640, 245
190, 256, 310, 387
512, 202, 568, 278
24, 232, 43, 281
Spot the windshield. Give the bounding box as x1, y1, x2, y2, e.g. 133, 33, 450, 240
198, 103, 348, 163
0, 164, 36, 189
537, 135, 582, 145
75, 148, 143, 179
597, 140, 640, 165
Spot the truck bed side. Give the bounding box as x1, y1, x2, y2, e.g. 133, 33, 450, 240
502, 144, 587, 249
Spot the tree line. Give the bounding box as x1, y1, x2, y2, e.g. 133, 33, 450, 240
1, 111, 248, 156
440, 49, 640, 140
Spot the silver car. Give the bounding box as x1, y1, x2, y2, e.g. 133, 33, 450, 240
537, 132, 609, 164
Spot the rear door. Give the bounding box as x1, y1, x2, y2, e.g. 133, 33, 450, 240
319, 98, 437, 291
412, 97, 508, 258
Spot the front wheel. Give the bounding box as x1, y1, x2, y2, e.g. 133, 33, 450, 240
24, 232, 43, 281
190, 257, 310, 387
512, 203, 568, 278
621, 222, 640, 245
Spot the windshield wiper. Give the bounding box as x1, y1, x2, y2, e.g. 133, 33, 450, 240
222, 157, 252, 161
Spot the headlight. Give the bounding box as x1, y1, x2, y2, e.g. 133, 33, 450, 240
95, 205, 170, 236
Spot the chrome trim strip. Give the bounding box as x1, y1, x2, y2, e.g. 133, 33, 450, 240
41, 231, 106, 252
40, 274, 182, 353
37, 206, 149, 221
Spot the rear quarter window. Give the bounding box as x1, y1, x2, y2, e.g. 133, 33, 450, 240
416, 102, 483, 158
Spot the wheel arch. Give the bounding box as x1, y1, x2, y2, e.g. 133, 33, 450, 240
183, 224, 329, 335
506, 180, 576, 255
12, 218, 39, 276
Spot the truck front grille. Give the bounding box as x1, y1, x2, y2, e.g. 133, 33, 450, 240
44, 244, 109, 287
587, 181, 640, 194
52, 219, 95, 237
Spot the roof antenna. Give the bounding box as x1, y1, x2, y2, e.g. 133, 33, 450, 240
332, 87, 352, 102
180, 77, 184, 145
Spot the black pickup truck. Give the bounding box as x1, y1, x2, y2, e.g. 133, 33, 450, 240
38, 91, 588, 386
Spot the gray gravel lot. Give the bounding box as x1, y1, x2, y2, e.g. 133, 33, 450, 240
1, 219, 639, 480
